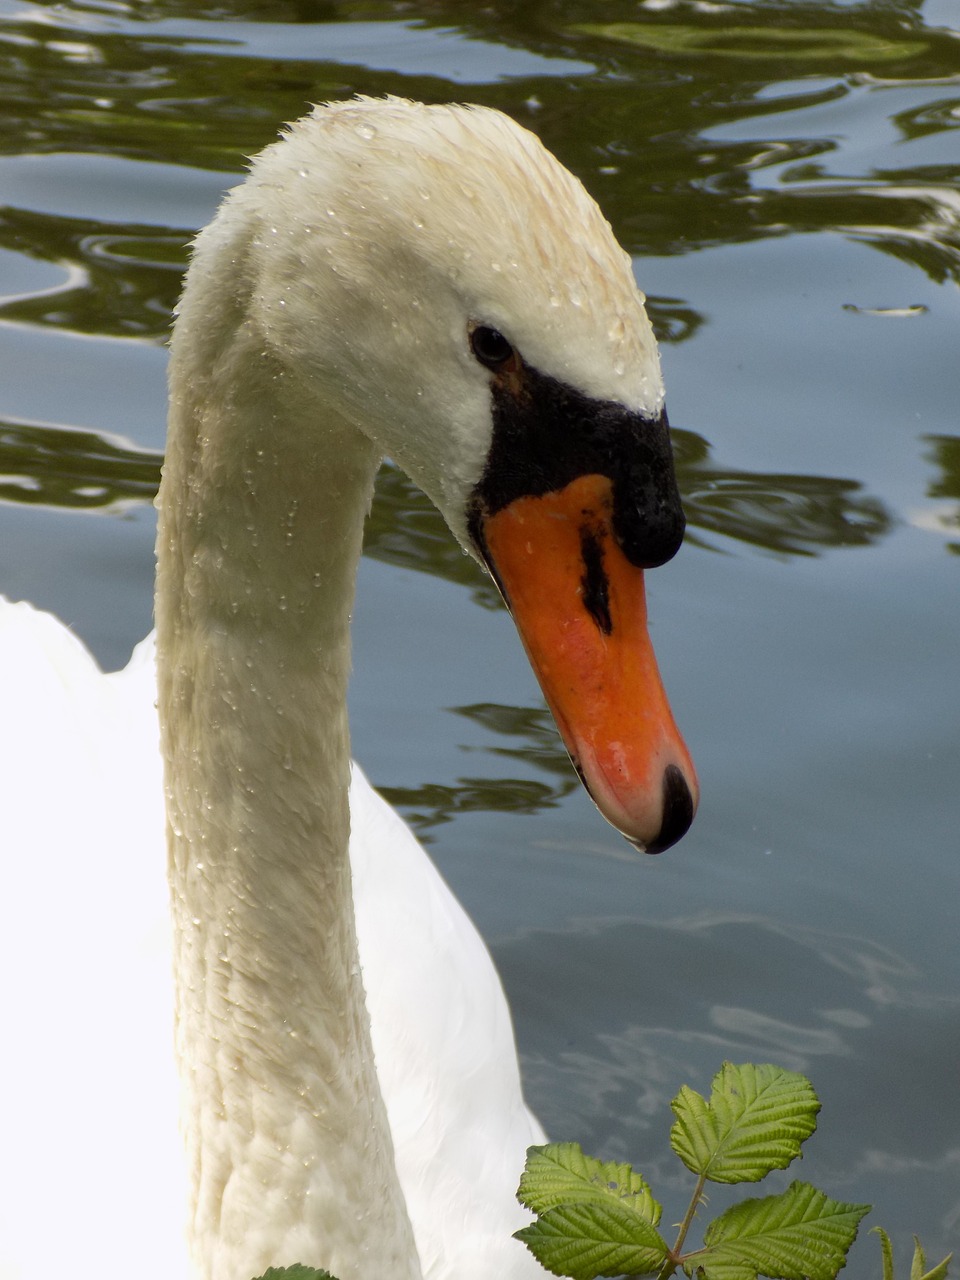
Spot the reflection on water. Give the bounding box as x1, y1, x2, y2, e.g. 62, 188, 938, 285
380, 704, 581, 837
0, 418, 159, 508
499, 909, 960, 1171
1, 1, 958, 277
675, 429, 892, 557
0, 205, 187, 337
571, 21, 931, 65
379, 775, 567, 840
920, 434, 960, 554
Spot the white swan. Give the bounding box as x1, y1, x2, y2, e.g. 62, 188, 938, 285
0, 98, 697, 1280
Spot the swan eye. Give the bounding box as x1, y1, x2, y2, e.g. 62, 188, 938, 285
470, 326, 516, 371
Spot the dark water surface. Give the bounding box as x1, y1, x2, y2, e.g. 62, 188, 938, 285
1, 0, 958, 1268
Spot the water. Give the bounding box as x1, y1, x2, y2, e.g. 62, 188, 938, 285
1, 0, 957, 1268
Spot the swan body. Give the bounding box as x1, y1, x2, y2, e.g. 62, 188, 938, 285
1, 98, 696, 1280
0, 598, 542, 1279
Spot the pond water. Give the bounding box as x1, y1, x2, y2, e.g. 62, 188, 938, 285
1, 0, 958, 1270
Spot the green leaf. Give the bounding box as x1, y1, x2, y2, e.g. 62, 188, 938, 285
911, 1234, 954, 1280
254, 1269, 338, 1280
875, 1227, 896, 1280
872, 1227, 953, 1280
518, 1142, 661, 1225
670, 1062, 820, 1183
515, 1201, 669, 1280
689, 1180, 869, 1280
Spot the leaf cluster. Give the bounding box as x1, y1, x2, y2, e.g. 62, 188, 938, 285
514, 1062, 869, 1280
873, 1228, 952, 1280
256, 1268, 337, 1280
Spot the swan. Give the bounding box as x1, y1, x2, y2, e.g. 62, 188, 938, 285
0, 97, 697, 1280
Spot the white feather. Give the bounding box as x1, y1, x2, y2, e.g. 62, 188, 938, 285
0, 599, 543, 1278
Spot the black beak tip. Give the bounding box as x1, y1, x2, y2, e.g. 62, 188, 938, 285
629, 763, 697, 855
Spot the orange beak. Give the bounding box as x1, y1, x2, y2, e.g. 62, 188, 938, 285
477, 473, 698, 852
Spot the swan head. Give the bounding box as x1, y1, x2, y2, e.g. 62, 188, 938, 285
187, 96, 698, 852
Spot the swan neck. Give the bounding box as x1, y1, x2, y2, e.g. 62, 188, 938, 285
156, 314, 421, 1279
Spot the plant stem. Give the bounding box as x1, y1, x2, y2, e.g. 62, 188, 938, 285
655, 1172, 708, 1280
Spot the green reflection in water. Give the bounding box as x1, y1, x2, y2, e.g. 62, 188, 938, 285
924, 434, 960, 556
674, 430, 892, 558
378, 777, 566, 841
0, 419, 161, 509
379, 704, 580, 839
459, 703, 580, 782
1, 0, 956, 284
0, 208, 187, 338
572, 23, 928, 64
